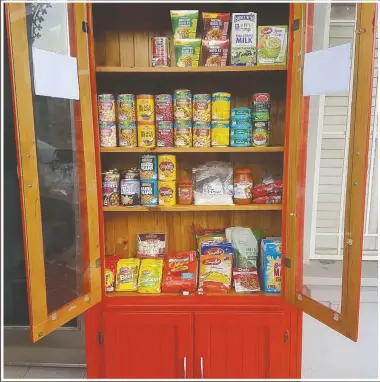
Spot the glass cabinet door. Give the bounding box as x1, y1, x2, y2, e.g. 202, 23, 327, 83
6, 2, 102, 342
284, 3, 377, 341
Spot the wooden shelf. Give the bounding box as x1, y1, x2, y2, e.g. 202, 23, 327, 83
96, 65, 287, 74
100, 146, 284, 153
104, 204, 282, 212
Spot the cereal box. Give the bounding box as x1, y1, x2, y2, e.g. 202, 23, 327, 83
257, 26, 288, 65
230, 13, 257, 66
260, 238, 282, 293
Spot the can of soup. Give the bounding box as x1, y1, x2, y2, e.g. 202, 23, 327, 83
252, 93, 271, 121
102, 169, 120, 206
139, 154, 158, 180
136, 94, 155, 122
155, 94, 173, 122
174, 89, 192, 121
158, 181, 176, 206
98, 94, 116, 122
212, 92, 231, 120
119, 121, 137, 147
152, 37, 171, 67
158, 154, 176, 181
137, 122, 156, 147
252, 121, 270, 147
120, 169, 140, 206
193, 94, 211, 122
140, 180, 158, 206
117, 94, 136, 122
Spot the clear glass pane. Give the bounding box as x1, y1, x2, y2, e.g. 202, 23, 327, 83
26, 3, 84, 314
301, 4, 359, 314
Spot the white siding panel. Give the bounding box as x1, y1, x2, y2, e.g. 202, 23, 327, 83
319, 176, 343, 185
316, 227, 339, 234
324, 115, 348, 125
323, 124, 348, 134
318, 194, 342, 203
329, 25, 354, 38
317, 210, 341, 220
324, 106, 349, 116
318, 185, 342, 194
320, 158, 344, 168
325, 97, 349, 107
321, 138, 346, 150
319, 167, 344, 177
317, 202, 342, 211
315, 235, 339, 249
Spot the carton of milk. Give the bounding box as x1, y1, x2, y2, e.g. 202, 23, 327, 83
230, 13, 257, 66
260, 238, 282, 293
257, 26, 288, 65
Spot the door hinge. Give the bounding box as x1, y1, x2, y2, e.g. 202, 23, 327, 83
284, 257, 291, 268
292, 19, 300, 32
98, 332, 103, 345
82, 21, 89, 33
284, 330, 290, 344
95, 258, 101, 268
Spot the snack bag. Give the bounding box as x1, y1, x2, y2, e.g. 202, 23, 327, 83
162, 251, 198, 292
137, 258, 164, 294
105, 255, 122, 292
137, 233, 166, 259
115, 258, 141, 292
199, 254, 232, 293
260, 238, 282, 293
233, 268, 261, 292
196, 233, 227, 253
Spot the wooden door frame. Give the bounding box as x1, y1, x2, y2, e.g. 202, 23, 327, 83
283, 3, 377, 341
6, 2, 102, 342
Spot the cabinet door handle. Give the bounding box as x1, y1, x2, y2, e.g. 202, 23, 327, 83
200, 356, 204, 379
183, 356, 187, 379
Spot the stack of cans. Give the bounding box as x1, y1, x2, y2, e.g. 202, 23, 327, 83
230, 107, 252, 147
251, 93, 271, 147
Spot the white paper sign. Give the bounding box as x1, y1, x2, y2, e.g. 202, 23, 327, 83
303, 43, 352, 96
32, 48, 79, 100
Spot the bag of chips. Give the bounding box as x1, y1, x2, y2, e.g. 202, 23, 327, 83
199, 254, 232, 293
105, 255, 122, 292
137, 233, 166, 259
115, 258, 141, 292
137, 258, 164, 294
162, 251, 198, 293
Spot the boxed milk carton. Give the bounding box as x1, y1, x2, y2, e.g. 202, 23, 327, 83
260, 238, 282, 293
257, 25, 288, 65
230, 12, 257, 66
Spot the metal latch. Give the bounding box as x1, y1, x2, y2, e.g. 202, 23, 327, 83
98, 332, 103, 345
82, 21, 89, 33
284, 330, 290, 344
96, 258, 101, 268
292, 19, 300, 32
355, 28, 366, 34
284, 257, 291, 268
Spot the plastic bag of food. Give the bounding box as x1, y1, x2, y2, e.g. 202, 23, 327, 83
196, 233, 227, 252
115, 258, 141, 292
162, 251, 198, 292
105, 255, 122, 292
226, 227, 263, 269
192, 162, 233, 205
202, 12, 230, 40
199, 254, 232, 293
233, 268, 261, 292
137, 233, 166, 259
202, 40, 229, 67
252, 178, 283, 198
171, 10, 199, 39
137, 258, 164, 294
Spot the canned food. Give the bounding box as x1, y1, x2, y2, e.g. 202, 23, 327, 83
119, 121, 137, 147
174, 89, 192, 121
139, 155, 158, 180
193, 94, 211, 122
230, 128, 251, 138
140, 180, 158, 206
211, 120, 230, 147
231, 107, 251, 120
156, 121, 174, 147
98, 94, 116, 122
136, 95, 155, 122
117, 94, 136, 122
230, 138, 251, 147
137, 122, 156, 148
252, 93, 271, 121
102, 170, 120, 206
231, 119, 252, 130
252, 121, 270, 147
158, 181, 176, 206
158, 154, 176, 181
120, 173, 140, 206
123, 167, 139, 180
99, 122, 117, 147
155, 94, 173, 121
152, 37, 171, 67
193, 122, 211, 147
211, 92, 231, 120
174, 121, 192, 147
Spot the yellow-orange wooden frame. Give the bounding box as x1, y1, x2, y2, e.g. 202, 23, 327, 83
6, 3, 102, 342
284, 3, 377, 341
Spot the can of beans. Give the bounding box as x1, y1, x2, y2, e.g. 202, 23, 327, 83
156, 121, 174, 147
193, 94, 211, 122
155, 94, 173, 121
139, 155, 158, 180
158, 154, 176, 181
174, 121, 192, 147
158, 181, 176, 206
252, 121, 270, 147
119, 121, 137, 147
252, 93, 271, 121
137, 122, 156, 148
136, 95, 155, 122
151, 37, 171, 67
174, 89, 192, 121
98, 94, 116, 122
120, 169, 140, 206
99, 121, 117, 147
140, 180, 158, 206
193, 122, 211, 147
102, 169, 120, 206
212, 92, 231, 120
117, 94, 136, 122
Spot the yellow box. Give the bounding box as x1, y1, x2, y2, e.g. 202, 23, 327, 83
158, 181, 176, 206
158, 154, 177, 181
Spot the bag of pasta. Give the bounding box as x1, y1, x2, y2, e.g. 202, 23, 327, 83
137, 258, 164, 294
115, 258, 140, 292
198, 254, 232, 293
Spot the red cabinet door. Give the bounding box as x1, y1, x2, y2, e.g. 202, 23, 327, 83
103, 312, 193, 379
194, 312, 287, 379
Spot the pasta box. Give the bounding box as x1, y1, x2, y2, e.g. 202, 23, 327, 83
260, 238, 282, 293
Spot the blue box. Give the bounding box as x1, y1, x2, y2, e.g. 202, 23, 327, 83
260, 238, 282, 293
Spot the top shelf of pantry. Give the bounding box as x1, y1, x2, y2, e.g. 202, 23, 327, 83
96, 65, 288, 74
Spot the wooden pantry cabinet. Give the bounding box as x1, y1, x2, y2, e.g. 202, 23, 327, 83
6, 1, 376, 379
